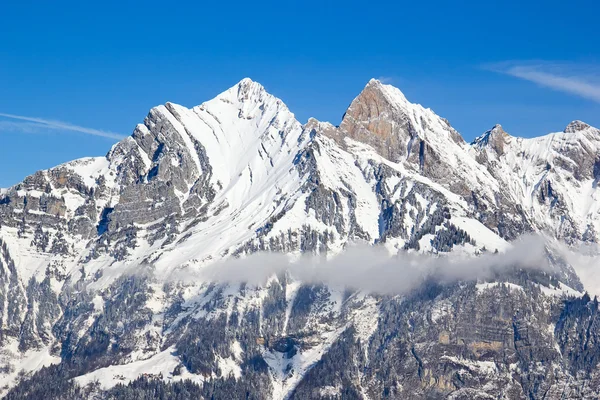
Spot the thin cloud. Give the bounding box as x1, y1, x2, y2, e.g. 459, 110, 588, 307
376, 76, 395, 84
0, 112, 125, 140
485, 61, 600, 103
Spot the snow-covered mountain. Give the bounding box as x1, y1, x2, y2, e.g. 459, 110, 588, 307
2, 78, 600, 399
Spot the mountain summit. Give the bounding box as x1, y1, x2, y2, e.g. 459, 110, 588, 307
564, 119, 592, 133
1, 79, 600, 399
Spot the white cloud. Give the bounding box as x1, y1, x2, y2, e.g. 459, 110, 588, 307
486, 61, 600, 103
0, 112, 125, 140
168, 234, 550, 296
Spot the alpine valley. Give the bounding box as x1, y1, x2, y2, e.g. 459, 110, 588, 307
1, 78, 600, 399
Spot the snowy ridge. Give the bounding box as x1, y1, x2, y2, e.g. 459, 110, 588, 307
472, 121, 600, 242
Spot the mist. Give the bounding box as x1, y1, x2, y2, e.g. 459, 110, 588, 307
167, 234, 551, 296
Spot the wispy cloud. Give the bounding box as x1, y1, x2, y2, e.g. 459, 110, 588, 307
0, 112, 125, 140
485, 61, 600, 103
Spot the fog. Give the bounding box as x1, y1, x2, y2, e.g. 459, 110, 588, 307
168, 234, 551, 296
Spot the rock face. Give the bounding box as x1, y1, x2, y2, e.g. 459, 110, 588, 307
1, 78, 600, 399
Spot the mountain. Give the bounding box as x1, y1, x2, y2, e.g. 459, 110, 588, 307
1, 78, 600, 399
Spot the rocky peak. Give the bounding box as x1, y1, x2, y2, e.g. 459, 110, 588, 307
472, 124, 511, 155
345, 79, 410, 117
364, 78, 409, 100
336, 79, 418, 162
564, 120, 592, 133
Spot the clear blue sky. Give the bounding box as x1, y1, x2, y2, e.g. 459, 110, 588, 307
1, 0, 599, 187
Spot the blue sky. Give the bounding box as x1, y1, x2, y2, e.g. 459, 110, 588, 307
1, 0, 599, 187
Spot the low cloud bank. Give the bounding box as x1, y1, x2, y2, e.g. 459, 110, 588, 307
168, 234, 550, 296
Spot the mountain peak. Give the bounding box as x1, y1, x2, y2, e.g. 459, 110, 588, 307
234, 77, 267, 98
564, 120, 592, 133
339, 79, 409, 127
472, 124, 511, 155
238, 77, 255, 85
338, 79, 411, 158
204, 77, 277, 112
236, 77, 263, 90
361, 78, 408, 103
